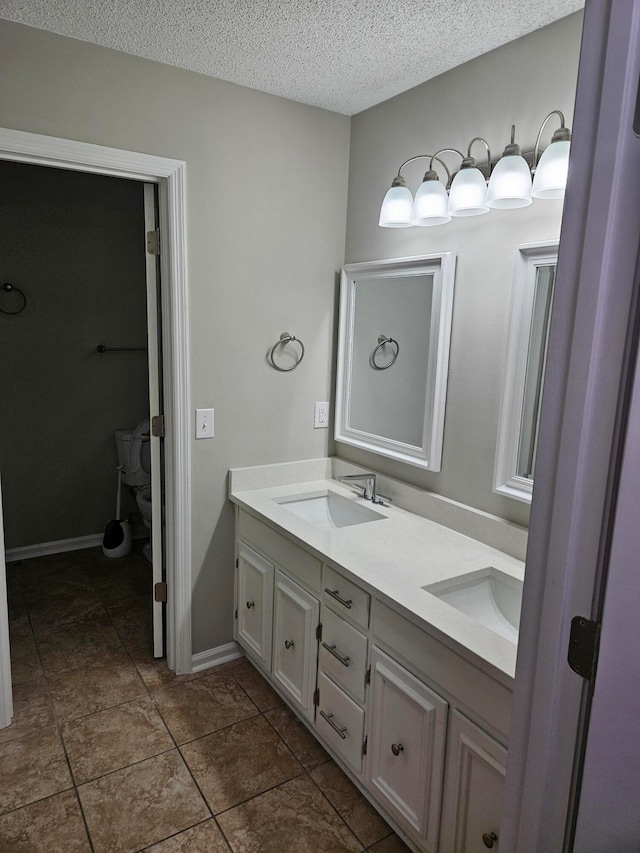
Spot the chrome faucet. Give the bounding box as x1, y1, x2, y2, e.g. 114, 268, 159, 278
339, 473, 377, 501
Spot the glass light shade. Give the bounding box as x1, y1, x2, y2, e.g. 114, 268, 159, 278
532, 140, 571, 199
379, 185, 414, 227
412, 179, 451, 226
448, 167, 489, 217
486, 155, 532, 209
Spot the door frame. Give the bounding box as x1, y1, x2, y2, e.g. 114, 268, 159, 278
501, 2, 640, 849
0, 128, 193, 718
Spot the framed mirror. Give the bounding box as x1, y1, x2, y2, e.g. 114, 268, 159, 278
494, 241, 558, 502
335, 254, 456, 471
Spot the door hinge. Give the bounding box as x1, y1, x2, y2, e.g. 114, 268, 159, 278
316, 623, 322, 641
362, 735, 368, 756
235, 608, 238, 620
313, 687, 320, 706
568, 616, 601, 684
151, 415, 165, 437
235, 557, 239, 569
154, 581, 167, 603
365, 665, 371, 685
147, 229, 160, 255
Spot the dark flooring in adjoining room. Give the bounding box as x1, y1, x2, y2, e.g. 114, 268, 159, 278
1, 546, 409, 851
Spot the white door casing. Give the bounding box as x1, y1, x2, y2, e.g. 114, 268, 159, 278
143, 183, 164, 658
0, 478, 12, 729
502, 2, 640, 849
0, 129, 192, 719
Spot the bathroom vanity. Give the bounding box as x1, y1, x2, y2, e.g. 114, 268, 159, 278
229, 459, 524, 853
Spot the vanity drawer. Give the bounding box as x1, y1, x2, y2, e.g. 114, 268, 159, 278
238, 510, 321, 594
323, 565, 370, 629
319, 606, 368, 703
316, 671, 365, 774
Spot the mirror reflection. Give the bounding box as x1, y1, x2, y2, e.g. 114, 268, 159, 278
336, 254, 456, 471
494, 242, 558, 502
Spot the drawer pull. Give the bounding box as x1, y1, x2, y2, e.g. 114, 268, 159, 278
322, 642, 350, 667
391, 742, 404, 756
246, 600, 255, 609
319, 710, 347, 739
284, 639, 295, 649
482, 832, 498, 849
324, 588, 353, 609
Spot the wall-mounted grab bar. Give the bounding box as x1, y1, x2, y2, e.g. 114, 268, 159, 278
96, 344, 148, 353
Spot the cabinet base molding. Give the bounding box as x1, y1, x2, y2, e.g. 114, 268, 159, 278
191, 641, 243, 673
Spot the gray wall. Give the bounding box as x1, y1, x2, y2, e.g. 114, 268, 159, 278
343, 12, 583, 528
0, 20, 350, 655
0, 161, 149, 549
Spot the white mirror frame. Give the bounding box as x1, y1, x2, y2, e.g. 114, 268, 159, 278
494, 241, 559, 502
335, 253, 456, 471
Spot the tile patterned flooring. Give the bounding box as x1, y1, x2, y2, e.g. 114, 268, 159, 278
1, 546, 410, 852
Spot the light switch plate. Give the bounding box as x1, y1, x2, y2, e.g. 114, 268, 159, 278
195, 408, 214, 439
314, 401, 329, 429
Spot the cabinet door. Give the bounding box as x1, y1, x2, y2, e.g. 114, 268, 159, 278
366, 647, 448, 852
439, 711, 507, 853
236, 542, 274, 671
272, 569, 320, 722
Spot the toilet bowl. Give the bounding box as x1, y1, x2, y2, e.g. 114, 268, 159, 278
115, 419, 154, 561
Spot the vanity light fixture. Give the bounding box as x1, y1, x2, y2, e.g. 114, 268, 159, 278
532, 110, 572, 199
486, 126, 532, 209
379, 110, 571, 228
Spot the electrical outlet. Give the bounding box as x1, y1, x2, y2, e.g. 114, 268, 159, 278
314, 401, 329, 429
195, 408, 214, 439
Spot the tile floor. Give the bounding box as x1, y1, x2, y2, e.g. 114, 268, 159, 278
1, 546, 410, 852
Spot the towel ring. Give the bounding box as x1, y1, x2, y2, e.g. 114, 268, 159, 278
269, 332, 305, 371
0, 282, 26, 316
371, 335, 399, 370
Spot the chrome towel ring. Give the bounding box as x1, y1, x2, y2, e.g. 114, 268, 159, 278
371, 335, 399, 370
0, 282, 26, 315
269, 332, 305, 371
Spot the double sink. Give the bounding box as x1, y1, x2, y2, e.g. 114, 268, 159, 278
275, 489, 522, 644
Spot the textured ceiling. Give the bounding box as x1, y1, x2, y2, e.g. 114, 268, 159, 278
0, 0, 583, 115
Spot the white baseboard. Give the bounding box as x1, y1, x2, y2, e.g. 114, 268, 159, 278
191, 642, 243, 673
5, 527, 149, 563
6, 533, 104, 563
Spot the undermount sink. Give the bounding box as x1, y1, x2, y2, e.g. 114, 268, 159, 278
423, 567, 523, 642
275, 490, 385, 530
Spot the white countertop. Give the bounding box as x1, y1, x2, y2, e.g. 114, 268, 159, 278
230, 472, 524, 686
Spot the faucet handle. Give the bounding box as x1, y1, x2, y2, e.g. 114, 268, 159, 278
373, 492, 392, 506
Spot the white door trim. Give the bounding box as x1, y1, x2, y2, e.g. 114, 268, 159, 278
501, 2, 640, 849
0, 127, 192, 681
0, 478, 12, 729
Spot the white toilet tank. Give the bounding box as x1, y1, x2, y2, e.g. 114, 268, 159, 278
115, 420, 151, 487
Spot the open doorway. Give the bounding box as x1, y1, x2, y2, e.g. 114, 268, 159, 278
0, 129, 192, 731
0, 158, 165, 711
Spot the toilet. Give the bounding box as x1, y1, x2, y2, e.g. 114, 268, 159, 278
115, 419, 154, 561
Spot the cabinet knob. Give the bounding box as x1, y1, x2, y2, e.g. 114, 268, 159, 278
246, 600, 255, 609
284, 639, 295, 649
482, 832, 498, 849
391, 742, 404, 756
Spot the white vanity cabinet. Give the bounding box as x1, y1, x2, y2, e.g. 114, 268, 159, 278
236, 542, 274, 671
272, 569, 320, 723
366, 647, 448, 853
439, 711, 507, 853
233, 506, 513, 853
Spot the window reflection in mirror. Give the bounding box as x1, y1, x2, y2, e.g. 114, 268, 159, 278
517, 263, 556, 479
494, 243, 558, 502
